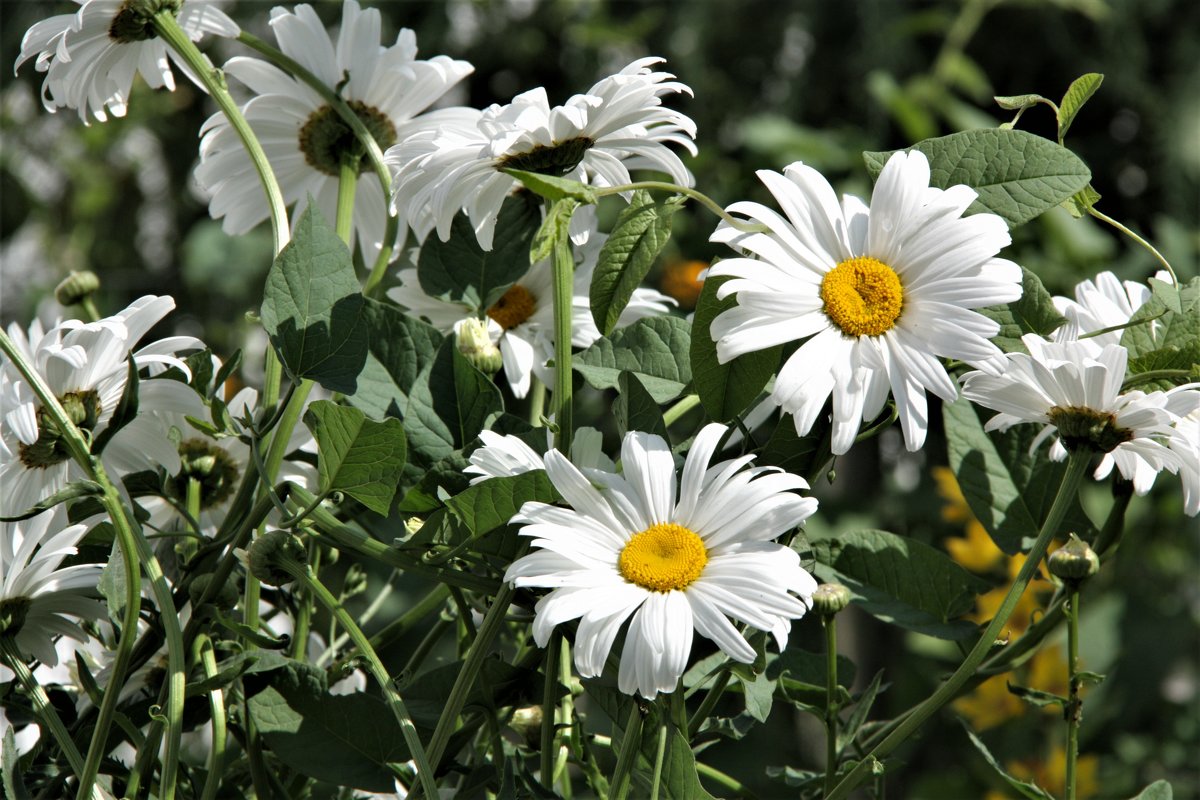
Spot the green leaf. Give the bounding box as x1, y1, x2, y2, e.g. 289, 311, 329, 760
245, 660, 409, 792
810, 529, 990, 640
501, 168, 599, 204
1148, 276, 1183, 315
590, 191, 684, 336
993, 93, 1053, 112
1057, 73, 1104, 140
530, 197, 580, 264
1006, 681, 1067, 709
757, 419, 827, 479
445, 470, 558, 536
92, 356, 139, 455
2, 727, 32, 800
98, 542, 127, 629
741, 671, 776, 723
401, 659, 543, 731
261, 205, 368, 393
0, 479, 102, 522
766, 648, 856, 691
944, 395, 1097, 554
963, 723, 1055, 800
1122, 277, 1200, 364
302, 400, 407, 515
615, 371, 668, 440
396, 449, 472, 514
632, 728, 719, 800
838, 669, 886, 751
1129, 780, 1173, 800
417, 195, 540, 310
978, 266, 1067, 353
347, 299, 443, 421
689, 275, 781, 422
1062, 183, 1101, 218
404, 341, 504, 467
574, 315, 692, 403
863, 129, 1092, 228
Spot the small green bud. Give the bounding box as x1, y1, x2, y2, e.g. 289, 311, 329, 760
247, 530, 307, 586
54, 270, 100, 307
456, 317, 503, 375
812, 583, 852, 617
1047, 533, 1100, 582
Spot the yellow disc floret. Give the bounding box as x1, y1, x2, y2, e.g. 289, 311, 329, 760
487, 284, 538, 331
618, 522, 708, 593
820, 256, 904, 337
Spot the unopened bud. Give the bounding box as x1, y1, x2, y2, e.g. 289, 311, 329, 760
54, 271, 100, 307
247, 530, 307, 586
1047, 533, 1099, 583
404, 516, 425, 537
455, 317, 503, 375
508, 705, 543, 748
812, 583, 852, 617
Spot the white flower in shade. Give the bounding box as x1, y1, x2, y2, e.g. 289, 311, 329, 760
961, 335, 1184, 492
195, 0, 472, 263
505, 423, 819, 699
389, 232, 675, 397
386, 57, 696, 250
1051, 270, 1171, 346
708, 150, 1023, 454
0, 509, 104, 665
0, 296, 205, 515
14, 0, 240, 124
465, 427, 612, 484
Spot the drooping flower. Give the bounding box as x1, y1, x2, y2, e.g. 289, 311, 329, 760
960, 335, 1185, 497
0, 509, 104, 666
385, 57, 696, 250
464, 427, 612, 484
505, 424, 819, 698
708, 150, 1023, 454
388, 230, 675, 397
0, 296, 205, 515
14, 0, 240, 124
195, 0, 472, 262
1051, 269, 1168, 346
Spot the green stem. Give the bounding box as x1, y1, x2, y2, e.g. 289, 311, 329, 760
1122, 369, 1191, 391
1088, 207, 1179, 287
194, 634, 227, 800
336, 156, 359, 246
0, 639, 88, 780
663, 393, 700, 428
1065, 585, 1082, 800
540, 631, 561, 789
326, 582, 448, 669
529, 376, 547, 427
696, 761, 758, 799
649, 716, 669, 800
826, 452, 1092, 800
283, 561, 440, 800
550, 233, 574, 452
610, 704, 645, 800
687, 670, 731, 739
291, 546, 321, 660
79, 296, 102, 323
594, 181, 768, 234
824, 615, 840, 796
555, 635, 576, 792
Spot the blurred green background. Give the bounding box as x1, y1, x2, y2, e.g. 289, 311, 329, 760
1, 1, 1197, 797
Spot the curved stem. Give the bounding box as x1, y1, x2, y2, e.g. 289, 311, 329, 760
826, 451, 1092, 800
594, 181, 768, 234
663, 393, 700, 428
610, 703, 645, 800
0, 638, 88, 780
1122, 369, 1192, 391
194, 634, 227, 800
696, 761, 758, 799
1088, 207, 1178, 287
550, 234, 575, 452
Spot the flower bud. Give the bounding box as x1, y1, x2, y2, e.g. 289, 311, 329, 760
811, 583, 852, 617
508, 705, 543, 748
1047, 533, 1100, 583
54, 271, 100, 307
247, 530, 307, 586
455, 317, 503, 375
404, 516, 425, 537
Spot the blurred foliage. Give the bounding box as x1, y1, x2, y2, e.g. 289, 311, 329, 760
1, 0, 1197, 797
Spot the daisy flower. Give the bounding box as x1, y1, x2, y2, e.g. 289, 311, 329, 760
0, 508, 104, 666
1051, 270, 1170, 346
708, 150, 1023, 454
386, 57, 696, 250
0, 296, 205, 515
195, 0, 472, 263
505, 423, 819, 699
14, 0, 239, 124
464, 426, 612, 484
960, 335, 1184, 494
389, 231, 675, 397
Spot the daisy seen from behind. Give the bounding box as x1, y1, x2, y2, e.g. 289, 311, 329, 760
505, 423, 819, 699
386, 57, 696, 250
195, 0, 473, 262
15, 0, 240, 124
708, 150, 1023, 454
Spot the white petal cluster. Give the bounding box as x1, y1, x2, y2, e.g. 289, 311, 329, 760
465, 427, 612, 485
14, 0, 240, 124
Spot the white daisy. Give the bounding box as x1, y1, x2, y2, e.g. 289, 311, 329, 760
14, 0, 240, 124
386, 57, 696, 250
505, 423, 819, 699
1051, 270, 1171, 346
0, 508, 104, 666
708, 150, 1024, 454
960, 335, 1184, 491
195, 0, 472, 263
0, 296, 205, 515
464, 426, 612, 484
389, 231, 676, 398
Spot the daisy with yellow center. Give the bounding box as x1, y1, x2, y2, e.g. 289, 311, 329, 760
504, 423, 819, 699
708, 150, 1024, 454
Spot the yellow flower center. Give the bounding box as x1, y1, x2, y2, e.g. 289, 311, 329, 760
618, 523, 708, 593
819, 256, 904, 337
487, 285, 537, 331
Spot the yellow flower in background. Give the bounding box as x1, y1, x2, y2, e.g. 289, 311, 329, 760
953, 673, 1025, 731
934, 467, 1005, 573
969, 554, 1050, 637
1008, 745, 1098, 799
659, 259, 707, 310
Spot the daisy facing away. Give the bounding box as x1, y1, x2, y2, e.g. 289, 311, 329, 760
385, 57, 696, 251
708, 150, 1024, 454
504, 423, 819, 699
15, 0, 240, 124
195, 0, 473, 262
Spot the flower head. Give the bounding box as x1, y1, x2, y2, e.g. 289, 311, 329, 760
1051, 270, 1165, 346
195, 0, 472, 261
386, 57, 696, 250
15, 0, 240, 124
505, 424, 818, 698
708, 151, 1023, 454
